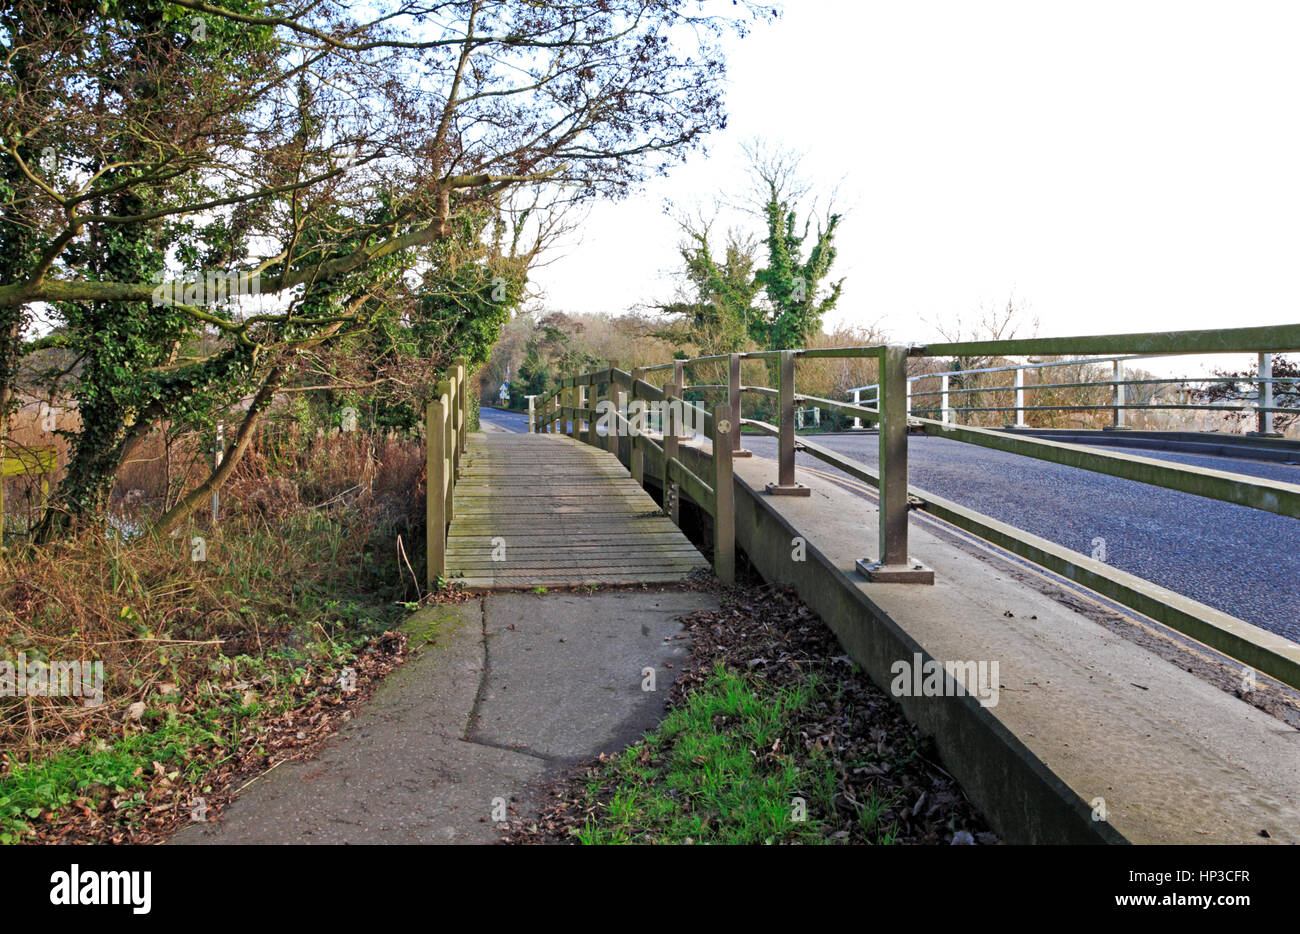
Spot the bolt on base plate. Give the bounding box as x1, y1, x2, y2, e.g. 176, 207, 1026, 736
856, 557, 935, 584
765, 482, 810, 496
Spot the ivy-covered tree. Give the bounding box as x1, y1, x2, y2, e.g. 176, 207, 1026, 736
658, 221, 760, 355
2, 0, 770, 535
751, 184, 843, 350
659, 143, 844, 355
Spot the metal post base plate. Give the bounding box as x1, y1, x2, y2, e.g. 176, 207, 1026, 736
765, 482, 811, 497
856, 557, 935, 585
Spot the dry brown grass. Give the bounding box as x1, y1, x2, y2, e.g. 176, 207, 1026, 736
0, 421, 425, 754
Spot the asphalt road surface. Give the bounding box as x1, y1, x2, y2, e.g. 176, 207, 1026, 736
478, 407, 1299, 641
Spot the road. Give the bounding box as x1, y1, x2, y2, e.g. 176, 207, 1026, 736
479, 406, 1300, 641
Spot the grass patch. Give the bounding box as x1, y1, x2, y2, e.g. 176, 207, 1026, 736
571, 663, 894, 845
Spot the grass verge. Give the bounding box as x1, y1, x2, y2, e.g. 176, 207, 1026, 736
508, 583, 995, 845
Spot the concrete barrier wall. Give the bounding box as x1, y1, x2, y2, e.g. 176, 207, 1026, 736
671, 444, 1127, 844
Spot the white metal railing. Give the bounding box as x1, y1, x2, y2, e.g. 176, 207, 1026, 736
847, 351, 1298, 433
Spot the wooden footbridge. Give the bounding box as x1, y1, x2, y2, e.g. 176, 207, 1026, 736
444, 433, 708, 589
422, 362, 722, 591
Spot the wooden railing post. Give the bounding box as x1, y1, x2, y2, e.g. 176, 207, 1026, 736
605, 360, 620, 458
630, 367, 645, 485
711, 403, 735, 584
445, 371, 459, 481
765, 349, 809, 496
455, 359, 468, 456
426, 393, 447, 589
527, 395, 536, 433
437, 378, 455, 524
728, 353, 751, 457
856, 346, 932, 584
663, 378, 680, 525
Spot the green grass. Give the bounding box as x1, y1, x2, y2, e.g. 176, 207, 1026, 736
572, 663, 897, 845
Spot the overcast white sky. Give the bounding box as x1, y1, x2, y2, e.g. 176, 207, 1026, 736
530, 0, 1300, 374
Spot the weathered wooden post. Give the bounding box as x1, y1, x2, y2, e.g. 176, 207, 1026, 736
663, 377, 680, 525
728, 353, 751, 457
455, 359, 468, 457
857, 346, 932, 584
765, 350, 809, 496
605, 360, 620, 458
711, 403, 735, 585
438, 378, 455, 524
578, 382, 589, 442
445, 371, 459, 482
426, 393, 447, 588
630, 367, 646, 486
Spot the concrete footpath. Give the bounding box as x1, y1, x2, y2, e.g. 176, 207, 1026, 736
173, 590, 714, 844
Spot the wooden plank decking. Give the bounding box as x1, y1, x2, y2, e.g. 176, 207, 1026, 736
446, 433, 709, 590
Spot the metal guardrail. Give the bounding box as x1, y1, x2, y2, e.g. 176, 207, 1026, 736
534, 322, 1300, 689
845, 350, 1298, 432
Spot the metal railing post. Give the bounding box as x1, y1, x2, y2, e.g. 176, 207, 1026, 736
852, 388, 863, 430
728, 353, 752, 456
711, 403, 735, 585
940, 373, 951, 425
1013, 366, 1026, 428
426, 394, 447, 588
857, 346, 933, 584
1256, 352, 1278, 436
765, 349, 809, 496
1110, 358, 1128, 429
